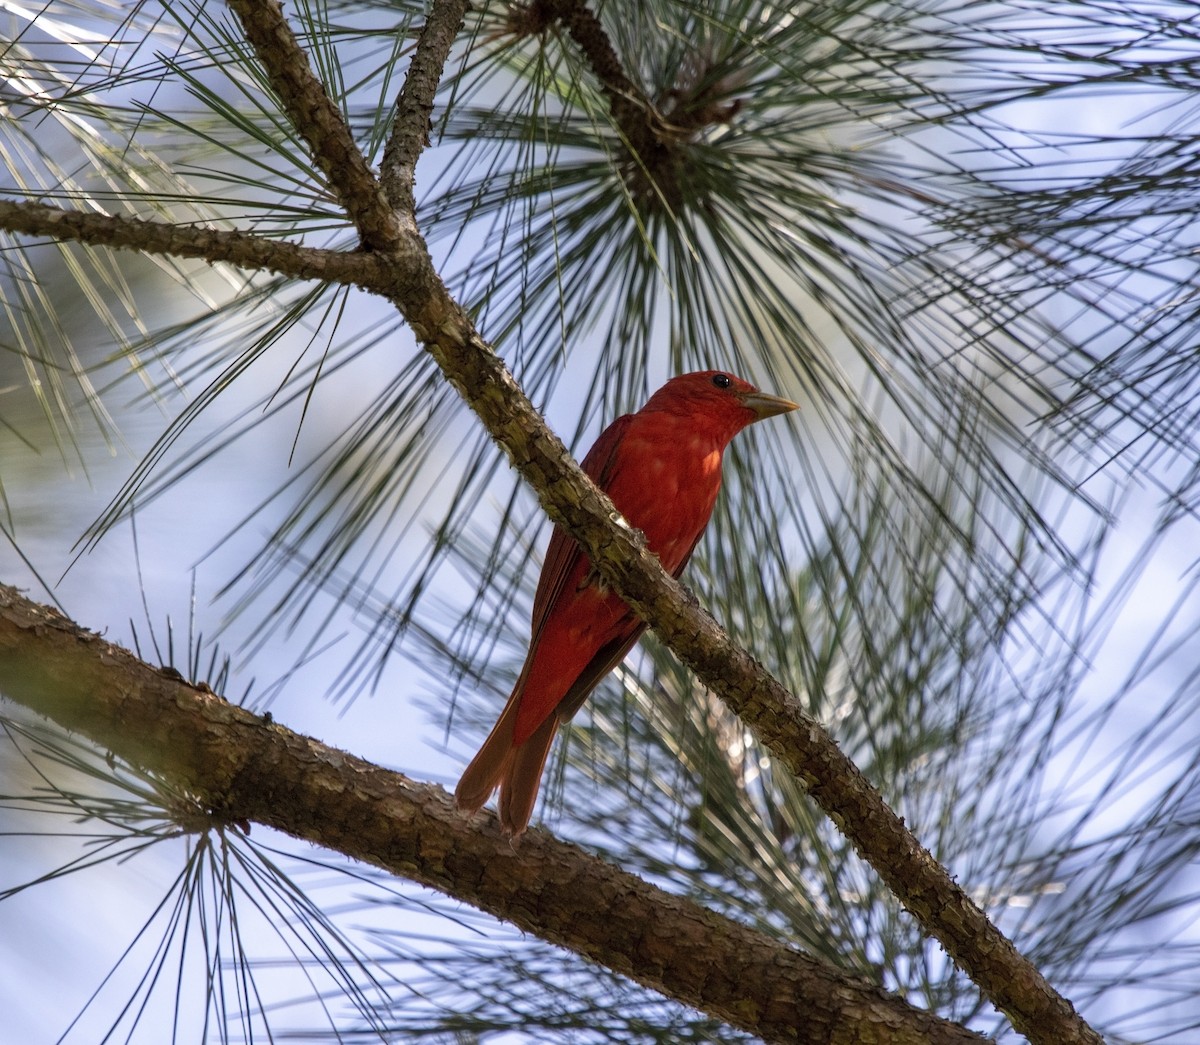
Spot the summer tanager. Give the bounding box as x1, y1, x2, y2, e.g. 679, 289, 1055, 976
455, 370, 798, 835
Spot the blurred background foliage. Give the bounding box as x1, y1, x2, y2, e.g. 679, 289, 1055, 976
3, 0, 1200, 1040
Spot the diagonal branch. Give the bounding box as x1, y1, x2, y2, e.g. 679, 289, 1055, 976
225, 0, 403, 252
532, 0, 667, 162
371, 282, 1104, 1045
0, 583, 987, 1045
379, 0, 471, 213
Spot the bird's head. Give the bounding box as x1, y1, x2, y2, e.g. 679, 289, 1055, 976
643, 370, 798, 443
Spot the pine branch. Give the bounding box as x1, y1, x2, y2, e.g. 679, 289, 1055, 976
0, 583, 986, 1045
379, 0, 471, 213
225, 0, 403, 252
504, 0, 703, 205
0, 198, 389, 289
531, 0, 667, 160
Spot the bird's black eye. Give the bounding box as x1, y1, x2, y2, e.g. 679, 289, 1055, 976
711, 373, 732, 389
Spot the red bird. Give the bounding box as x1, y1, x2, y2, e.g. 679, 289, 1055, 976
455, 370, 798, 835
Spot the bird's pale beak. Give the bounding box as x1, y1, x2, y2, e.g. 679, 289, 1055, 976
739, 390, 800, 420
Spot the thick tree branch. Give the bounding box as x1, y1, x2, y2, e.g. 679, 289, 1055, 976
0, 584, 987, 1045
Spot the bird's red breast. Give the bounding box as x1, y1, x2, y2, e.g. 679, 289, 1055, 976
454, 370, 798, 834
510, 373, 783, 743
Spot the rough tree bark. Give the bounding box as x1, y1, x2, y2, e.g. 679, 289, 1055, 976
0, 583, 987, 1045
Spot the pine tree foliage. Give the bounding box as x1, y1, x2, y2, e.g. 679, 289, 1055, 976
2, 0, 1200, 1041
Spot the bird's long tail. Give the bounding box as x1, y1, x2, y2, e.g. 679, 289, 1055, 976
455, 690, 559, 837
498, 712, 557, 836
